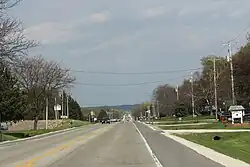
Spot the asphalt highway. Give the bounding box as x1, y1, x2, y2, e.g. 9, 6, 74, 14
0, 120, 224, 167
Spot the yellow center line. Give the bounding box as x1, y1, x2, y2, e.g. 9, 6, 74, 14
15, 126, 111, 167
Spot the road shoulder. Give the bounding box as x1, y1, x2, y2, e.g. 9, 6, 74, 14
163, 133, 250, 167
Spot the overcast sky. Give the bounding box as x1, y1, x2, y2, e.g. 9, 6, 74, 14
10, 0, 250, 106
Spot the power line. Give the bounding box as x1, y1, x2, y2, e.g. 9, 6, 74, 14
222, 22, 250, 51
72, 75, 189, 87
229, 23, 250, 42
15, 64, 202, 75
73, 81, 161, 86
69, 68, 202, 75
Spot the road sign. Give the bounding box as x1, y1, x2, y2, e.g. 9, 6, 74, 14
60, 115, 68, 119
54, 104, 61, 111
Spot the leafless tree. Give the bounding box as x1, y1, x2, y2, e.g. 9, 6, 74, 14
13, 55, 75, 129
0, 0, 22, 10
246, 32, 250, 43
0, 0, 36, 65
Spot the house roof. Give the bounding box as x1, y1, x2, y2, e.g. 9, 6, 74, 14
228, 105, 245, 112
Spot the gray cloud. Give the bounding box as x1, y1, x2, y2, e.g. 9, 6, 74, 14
10, 0, 250, 106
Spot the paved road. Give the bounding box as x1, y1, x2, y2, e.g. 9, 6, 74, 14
0, 123, 114, 167
0, 121, 224, 167
50, 122, 157, 167
135, 122, 224, 167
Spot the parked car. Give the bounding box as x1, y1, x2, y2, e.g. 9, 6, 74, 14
101, 117, 111, 124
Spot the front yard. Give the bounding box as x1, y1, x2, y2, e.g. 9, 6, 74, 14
177, 132, 250, 164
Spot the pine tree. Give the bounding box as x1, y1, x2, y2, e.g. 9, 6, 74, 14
0, 64, 27, 122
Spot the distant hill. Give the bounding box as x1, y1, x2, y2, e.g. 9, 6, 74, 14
82, 104, 136, 111
108, 105, 136, 111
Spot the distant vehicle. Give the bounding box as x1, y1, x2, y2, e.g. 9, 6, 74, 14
110, 119, 117, 122
101, 117, 111, 124
0, 122, 8, 130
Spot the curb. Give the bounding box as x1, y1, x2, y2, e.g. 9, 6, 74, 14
0, 124, 96, 146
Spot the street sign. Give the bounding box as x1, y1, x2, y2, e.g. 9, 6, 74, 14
54, 104, 61, 111
60, 115, 68, 119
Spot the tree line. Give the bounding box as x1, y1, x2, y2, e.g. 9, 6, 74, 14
81, 106, 122, 121
133, 36, 250, 118
0, 0, 82, 129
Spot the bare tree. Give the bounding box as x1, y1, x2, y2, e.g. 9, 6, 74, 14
13, 55, 75, 129
246, 32, 250, 43
0, 0, 22, 10
153, 84, 177, 116
0, 0, 36, 65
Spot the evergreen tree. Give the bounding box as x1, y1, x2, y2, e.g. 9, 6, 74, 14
0, 64, 27, 122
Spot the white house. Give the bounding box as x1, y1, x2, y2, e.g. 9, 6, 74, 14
228, 105, 245, 124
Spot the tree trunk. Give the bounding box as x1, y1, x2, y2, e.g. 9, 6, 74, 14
33, 115, 39, 130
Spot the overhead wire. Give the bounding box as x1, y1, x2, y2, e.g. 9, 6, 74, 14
72, 75, 191, 87
69, 67, 202, 75
229, 22, 250, 43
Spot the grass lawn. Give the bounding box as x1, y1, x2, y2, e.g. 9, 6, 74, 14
1, 134, 19, 141
1, 120, 90, 142
177, 132, 250, 164
159, 122, 250, 130
156, 119, 217, 125
158, 115, 215, 122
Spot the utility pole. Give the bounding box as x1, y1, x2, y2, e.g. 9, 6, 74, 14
147, 106, 150, 124
0, 112, 2, 142
54, 97, 57, 120
45, 97, 48, 129
157, 100, 160, 118
0, 68, 5, 141
66, 94, 69, 119
152, 104, 155, 124
176, 85, 179, 101
61, 90, 64, 117
213, 56, 218, 120
190, 72, 195, 118
223, 41, 236, 105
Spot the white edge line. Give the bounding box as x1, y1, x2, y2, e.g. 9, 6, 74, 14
142, 122, 157, 131
133, 122, 163, 167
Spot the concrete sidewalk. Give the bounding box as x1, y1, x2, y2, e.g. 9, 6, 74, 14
141, 121, 250, 134
162, 129, 250, 134
157, 123, 208, 127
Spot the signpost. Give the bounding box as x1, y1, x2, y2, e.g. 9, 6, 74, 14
0, 112, 2, 142
146, 107, 151, 124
